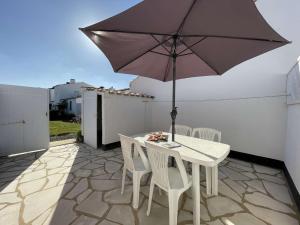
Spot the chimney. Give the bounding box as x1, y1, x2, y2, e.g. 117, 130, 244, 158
70, 79, 76, 84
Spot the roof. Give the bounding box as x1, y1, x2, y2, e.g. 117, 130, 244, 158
83, 87, 154, 99
50, 82, 93, 89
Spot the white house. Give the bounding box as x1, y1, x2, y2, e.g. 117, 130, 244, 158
50, 79, 93, 117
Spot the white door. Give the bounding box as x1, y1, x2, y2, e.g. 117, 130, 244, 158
82, 91, 97, 148
0, 85, 49, 155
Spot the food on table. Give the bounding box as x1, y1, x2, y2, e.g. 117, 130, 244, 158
147, 132, 168, 142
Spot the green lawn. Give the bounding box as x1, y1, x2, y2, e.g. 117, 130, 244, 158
50, 121, 81, 136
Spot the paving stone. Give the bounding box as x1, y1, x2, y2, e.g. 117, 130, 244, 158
220, 167, 250, 181
106, 205, 135, 225
111, 170, 122, 179
76, 192, 109, 218
228, 158, 252, 167
71, 215, 99, 225
75, 169, 92, 178
253, 164, 281, 175
90, 179, 121, 191
183, 199, 210, 221
241, 172, 257, 179
20, 169, 46, 183
227, 162, 254, 172
32, 207, 54, 225
138, 201, 192, 225
245, 203, 299, 225
19, 178, 46, 196
207, 196, 243, 217
263, 181, 293, 205
245, 180, 267, 194
245, 192, 295, 214
82, 163, 103, 170
256, 173, 286, 185
0, 192, 21, 203
105, 161, 122, 173
218, 180, 241, 202
44, 174, 64, 189
66, 178, 88, 199
223, 178, 246, 196
222, 213, 267, 225
92, 173, 112, 180
0, 203, 21, 225
104, 187, 132, 204
77, 189, 93, 204
50, 199, 77, 225
207, 219, 224, 225
98, 220, 119, 225
23, 185, 65, 223
92, 168, 107, 176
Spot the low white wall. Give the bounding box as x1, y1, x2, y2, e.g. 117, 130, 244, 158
102, 94, 151, 145
285, 104, 300, 192
146, 96, 286, 161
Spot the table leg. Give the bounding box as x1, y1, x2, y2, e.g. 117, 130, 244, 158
206, 167, 212, 196
212, 165, 218, 196
192, 163, 200, 225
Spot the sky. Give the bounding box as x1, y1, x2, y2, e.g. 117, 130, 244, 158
0, 0, 141, 89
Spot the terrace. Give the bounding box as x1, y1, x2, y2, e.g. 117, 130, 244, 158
0, 143, 299, 225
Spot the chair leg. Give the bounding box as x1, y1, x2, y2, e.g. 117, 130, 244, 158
132, 173, 141, 209
147, 179, 155, 216
168, 192, 179, 225
121, 166, 126, 195
206, 167, 212, 196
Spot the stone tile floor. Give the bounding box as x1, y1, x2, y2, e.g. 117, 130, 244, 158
0, 143, 299, 225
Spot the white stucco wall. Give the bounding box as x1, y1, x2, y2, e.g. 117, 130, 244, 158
102, 94, 151, 145
131, 0, 300, 160
285, 104, 300, 192
285, 61, 300, 193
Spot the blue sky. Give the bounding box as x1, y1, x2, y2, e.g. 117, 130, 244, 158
0, 0, 141, 89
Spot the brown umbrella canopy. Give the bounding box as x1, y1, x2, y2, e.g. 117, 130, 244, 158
80, 0, 289, 81
80, 0, 289, 142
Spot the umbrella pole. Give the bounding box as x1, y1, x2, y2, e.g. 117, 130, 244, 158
171, 35, 178, 143
170, 35, 178, 167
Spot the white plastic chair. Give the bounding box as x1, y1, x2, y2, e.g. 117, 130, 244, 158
119, 134, 151, 209
169, 124, 192, 136
145, 142, 192, 225
192, 128, 221, 196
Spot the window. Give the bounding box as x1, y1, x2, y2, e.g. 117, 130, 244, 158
69, 101, 72, 111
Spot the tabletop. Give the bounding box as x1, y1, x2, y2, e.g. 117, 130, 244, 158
133, 132, 230, 167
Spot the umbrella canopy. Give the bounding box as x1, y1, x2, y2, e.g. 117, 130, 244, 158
80, 0, 289, 141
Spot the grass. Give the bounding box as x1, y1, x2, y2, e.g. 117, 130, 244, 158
49, 121, 80, 136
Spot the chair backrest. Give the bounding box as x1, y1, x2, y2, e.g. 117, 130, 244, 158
169, 124, 192, 136
192, 128, 221, 142
119, 134, 150, 171
145, 142, 188, 190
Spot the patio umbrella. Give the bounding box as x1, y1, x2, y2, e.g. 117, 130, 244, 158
80, 0, 289, 142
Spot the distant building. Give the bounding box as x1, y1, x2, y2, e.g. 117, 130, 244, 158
49, 79, 93, 117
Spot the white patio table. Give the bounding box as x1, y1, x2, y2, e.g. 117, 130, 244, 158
132, 132, 230, 225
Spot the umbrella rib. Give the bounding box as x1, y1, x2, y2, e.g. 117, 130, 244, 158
150, 51, 171, 57
177, 37, 207, 55
181, 40, 220, 74
83, 28, 289, 44
151, 35, 172, 54
115, 36, 173, 72
176, 0, 198, 35
177, 52, 194, 57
